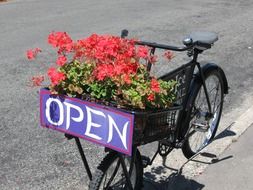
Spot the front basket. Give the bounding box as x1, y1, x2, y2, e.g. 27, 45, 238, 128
40, 88, 182, 155
130, 105, 182, 145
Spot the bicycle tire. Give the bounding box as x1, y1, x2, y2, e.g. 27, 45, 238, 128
182, 68, 224, 159
89, 149, 143, 190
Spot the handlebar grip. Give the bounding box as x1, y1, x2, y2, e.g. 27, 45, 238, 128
121, 29, 129, 38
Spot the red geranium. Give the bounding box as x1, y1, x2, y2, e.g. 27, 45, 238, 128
163, 50, 174, 61
147, 94, 155, 101
150, 79, 160, 93
56, 55, 67, 66
48, 32, 73, 54
26, 48, 41, 60
31, 75, 44, 86
72, 34, 142, 82
47, 67, 66, 86
26, 32, 176, 109
137, 46, 149, 59
123, 74, 132, 84
148, 55, 158, 64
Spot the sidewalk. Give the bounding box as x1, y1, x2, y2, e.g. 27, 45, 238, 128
142, 123, 253, 190
194, 123, 253, 190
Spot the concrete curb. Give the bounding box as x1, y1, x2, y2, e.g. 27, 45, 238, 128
181, 104, 253, 177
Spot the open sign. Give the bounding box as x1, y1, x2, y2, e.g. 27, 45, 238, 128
40, 89, 134, 155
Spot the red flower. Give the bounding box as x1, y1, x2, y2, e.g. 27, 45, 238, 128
150, 79, 160, 93
34, 48, 42, 53
26, 48, 42, 60
31, 75, 44, 86
137, 46, 149, 59
163, 50, 174, 60
147, 94, 155, 101
56, 55, 67, 66
48, 32, 73, 54
47, 67, 66, 86
26, 49, 34, 60
94, 64, 114, 81
123, 74, 132, 84
72, 34, 141, 83
148, 55, 158, 64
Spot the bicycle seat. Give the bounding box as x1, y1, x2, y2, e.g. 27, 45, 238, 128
183, 31, 218, 50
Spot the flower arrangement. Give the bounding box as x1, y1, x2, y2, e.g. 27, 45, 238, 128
27, 32, 177, 110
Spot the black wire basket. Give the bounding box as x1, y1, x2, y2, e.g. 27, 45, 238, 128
132, 105, 182, 145
131, 63, 194, 145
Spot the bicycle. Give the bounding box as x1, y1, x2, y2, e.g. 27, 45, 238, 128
39, 29, 228, 190
87, 30, 229, 190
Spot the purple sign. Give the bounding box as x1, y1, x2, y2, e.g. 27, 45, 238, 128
40, 89, 134, 155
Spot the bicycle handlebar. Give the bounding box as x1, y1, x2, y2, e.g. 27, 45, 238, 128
121, 29, 193, 52
135, 41, 193, 52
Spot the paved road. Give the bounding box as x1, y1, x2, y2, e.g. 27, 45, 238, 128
1, 0, 253, 189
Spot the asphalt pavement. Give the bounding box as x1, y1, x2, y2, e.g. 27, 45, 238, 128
1, 0, 253, 189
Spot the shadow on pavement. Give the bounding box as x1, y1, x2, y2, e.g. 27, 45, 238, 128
143, 170, 204, 190
141, 122, 236, 189
214, 122, 236, 141
142, 153, 233, 190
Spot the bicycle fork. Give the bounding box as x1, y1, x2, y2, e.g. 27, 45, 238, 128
196, 62, 212, 115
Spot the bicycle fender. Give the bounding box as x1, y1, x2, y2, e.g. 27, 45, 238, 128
193, 63, 229, 94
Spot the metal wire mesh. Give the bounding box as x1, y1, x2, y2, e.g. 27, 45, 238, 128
133, 64, 194, 145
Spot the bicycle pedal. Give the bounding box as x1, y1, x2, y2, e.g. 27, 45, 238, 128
141, 156, 151, 168
192, 122, 209, 132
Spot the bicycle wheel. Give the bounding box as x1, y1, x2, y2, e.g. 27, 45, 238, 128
89, 149, 143, 190
182, 68, 224, 159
